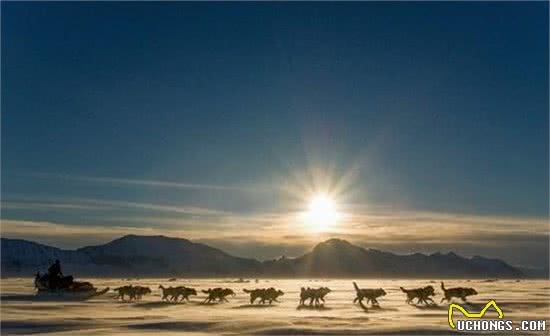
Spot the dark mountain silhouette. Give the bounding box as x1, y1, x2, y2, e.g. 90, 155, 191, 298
272, 239, 522, 277
1, 235, 525, 278
263, 238, 523, 278
1, 238, 84, 274
78, 235, 262, 276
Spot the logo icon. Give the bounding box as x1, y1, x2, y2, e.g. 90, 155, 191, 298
448, 300, 504, 329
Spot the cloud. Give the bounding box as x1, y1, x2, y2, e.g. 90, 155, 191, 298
15, 172, 269, 193
2, 201, 112, 211
0, 219, 157, 249
3, 199, 230, 217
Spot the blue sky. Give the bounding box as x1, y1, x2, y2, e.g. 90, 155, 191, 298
2, 2, 548, 267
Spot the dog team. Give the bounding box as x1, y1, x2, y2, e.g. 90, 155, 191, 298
112, 281, 478, 307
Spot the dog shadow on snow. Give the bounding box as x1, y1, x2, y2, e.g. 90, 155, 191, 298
232, 304, 277, 309
296, 304, 332, 311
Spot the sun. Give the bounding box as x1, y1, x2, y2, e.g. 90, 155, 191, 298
303, 193, 340, 232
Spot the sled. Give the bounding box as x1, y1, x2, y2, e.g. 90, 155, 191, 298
34, 287, 110, 301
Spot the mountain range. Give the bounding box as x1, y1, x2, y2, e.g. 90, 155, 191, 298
1, 235, 528, 278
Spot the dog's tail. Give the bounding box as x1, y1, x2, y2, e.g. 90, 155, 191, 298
158, 285, 165, 290
243, 289, 252, 293
399, 286, 408, 293
353, 282, 360, 293
441, 282, 446, 292
202, 289, 211, 294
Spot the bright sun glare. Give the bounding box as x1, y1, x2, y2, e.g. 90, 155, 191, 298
304, 193, 339, 232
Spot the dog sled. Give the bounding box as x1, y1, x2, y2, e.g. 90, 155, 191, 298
34, 273, 109, 301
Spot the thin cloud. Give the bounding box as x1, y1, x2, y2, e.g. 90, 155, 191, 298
14, 172, 271, 193
2, 208, 547, 254
0, 219, 158, 249
2, 198, 230, 217
1, 201, 112, 211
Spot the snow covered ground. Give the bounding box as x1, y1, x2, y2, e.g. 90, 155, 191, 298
1, 278, 548, 335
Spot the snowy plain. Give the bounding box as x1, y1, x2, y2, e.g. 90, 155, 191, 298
1, 278, 549, 335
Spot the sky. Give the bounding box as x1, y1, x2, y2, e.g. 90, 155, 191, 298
2, 2, 548, 268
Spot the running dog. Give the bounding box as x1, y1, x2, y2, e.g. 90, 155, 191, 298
174, 286, 197, 301
159, 285, 197, 302
299, 287, 331, 306
441, 282, 478, 303
243, 287, 284, 304
159, 285, 179, 301
130, 286, 151, 300
353, 282, 386, 306
113, 285, 151, 301
400, 285, 436, 305
202, 287, 236, 303
114, 285, 133, 300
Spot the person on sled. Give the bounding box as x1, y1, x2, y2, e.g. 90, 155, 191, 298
47, 259, 73, 289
